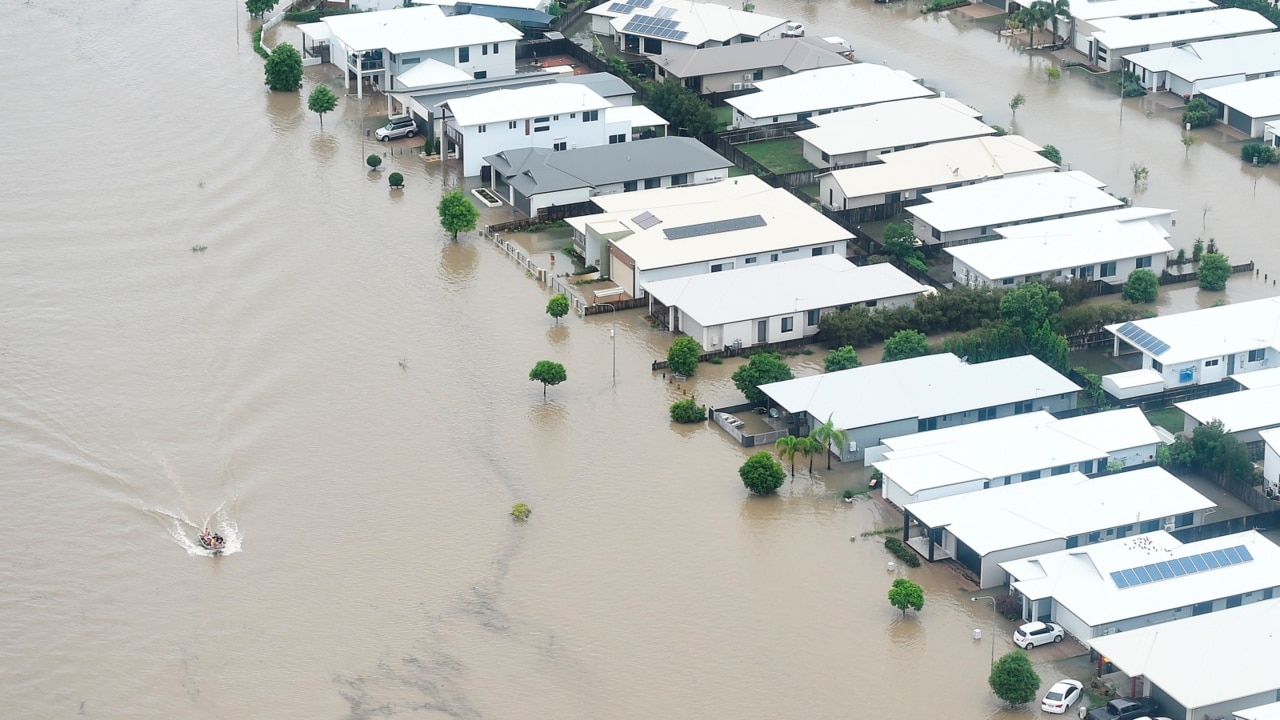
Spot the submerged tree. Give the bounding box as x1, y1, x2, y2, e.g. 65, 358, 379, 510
264, 42, 303, 91
438, 189, 479, 240
529, 360, 567, 397
307, 85, 338, 128
810, 414, 848, 471
989, 651, 1041, 705
888, 578, 924, 615
545, 293, 569, 324
740, 451, 785, 495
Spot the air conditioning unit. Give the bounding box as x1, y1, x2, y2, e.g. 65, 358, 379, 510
1164, 522, 1176, 532
732, 82, 745, 91
847, 441, 858, 453
743, 73, 754, 81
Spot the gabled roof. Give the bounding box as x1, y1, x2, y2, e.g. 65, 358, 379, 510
396, 58, 475, 89
483, 136, 730, 196
796, 97, 994, 156
605, 0, 787, 46
462, 4, 555, 28
1234, 701, 1280, 720
652, 37, 850, 78
759, 353, 1079, 431
1124, 33, 1280, 82
1066, 0, 1216, 22
908, 170, 1123, 233
1088, 9, 1276, 50
1089, 597, 1280, 709
1177, 385, 1280, 432
943, 207, 1174, 280
1104, 296, 1280, 365
1202, 75, 1280, 118
323, 5, 522, 53
556, 72, 637, 100
441, 83, 614, 126
904, 467, 1214, 557
726, 64, 934, 120
823, 135, 1055, 199
641, 255, 929, 326
1002, 530, 1280, 628
1234, 366, 1280, 389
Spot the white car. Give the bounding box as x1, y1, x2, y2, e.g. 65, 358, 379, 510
1041, 679, 1083, 714
1013, 621, 1064, 648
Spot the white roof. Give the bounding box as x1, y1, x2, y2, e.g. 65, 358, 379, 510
1237, 702, 1280, 720
760, 353, 1080, 431
415, 0, 544, 9
904, 467, 1214, 556
1105, 296, 1280, 365
395, 58, 474, 89
943, 207, 1174, 281
1259, 426, 1280, 453
876, 409, 1161, 494
1088, 9, 1276, 51
582, 175, 770, 215
824, 135, 1055, 199
1067, 0, 1216, 22
605, 0, 786, 46
1236, 366, 1280, 389
1124, 33, 1280, 82
1104, 368, 1166, 389
323, 5, 521, 54
442, 83, 614, 127
604, 104, 669, 128
1177, 385, 1280, 432
1089, 596, 1280, 709
1203, 76, 1280, 119
796, 98, 994, 156
908, 170, 1123, 233
726, 64, 934, 120
1004, 530, 1280, 627
641, 255, 929, 325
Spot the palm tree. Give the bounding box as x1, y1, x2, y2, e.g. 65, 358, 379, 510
775, 435, 801, 478
810, 414, 842, 470
1047, 0, 1071, 44
1020, 1, 1051, 48
797, 436, 822, 475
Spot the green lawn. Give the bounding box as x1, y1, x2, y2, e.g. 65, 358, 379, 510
711, 105, 733, 133
737, 137, 815, 174
1068, 350, 1126, 376
728, 165, 750, 177
1145, 407, 1185, 435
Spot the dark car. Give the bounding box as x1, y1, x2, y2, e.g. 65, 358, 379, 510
1085, 697, 1161, 720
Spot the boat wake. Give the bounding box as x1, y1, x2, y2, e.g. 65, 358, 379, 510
160, 504, 243, 557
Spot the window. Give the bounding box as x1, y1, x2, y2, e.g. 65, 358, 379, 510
1136, 255, 1152, 268
493, 43, 499, 54
570, 113, 576, 118
1100, 261, 1117, 277
1002, 278, 1015, 286
477, 124, 487, 133
553, 141, 567, 151
482, 44, 488, 55
609, 133, 627, 144
1052, 464, 1071, 476
1152, 359, 1164, 372
534, 116, 550, 123
865, 300, 877, 308
770, 253, 779, 262
1088, 531, 1101, 543
1021, 470, 1041, 481
772, 116, 779, 123
1014, 401, 1033, 414
473, 71, 487, 79
752, 68, 764, 81
401, 57, 421, 66
978, 406, 997, 421
509, 121, 517, 130
1205, 359, 1219, 367
458, 47, 470, 62
534, 125, 549, 132
1066, 536, 1080, 549
553, 115, 559, 121
1140, 519, 1160, 533
711, 263, 728, 272
623, 180, 637, 192
1079, 459, 1095, 474
807, 309, 819, 326
918, 417, 938, 432
644, 177, 660, 189
1266, 587, 1275, 600
781, 317, 794, 333
1249, 349, 1266, 362
1177, 512, 1194, 527
931, 227, 941, 240
821, 152, 830, 163
744, 257, 757, 265
1227, 594, 1243, 609
671, 173, 687, 186
582, 110, 599, 122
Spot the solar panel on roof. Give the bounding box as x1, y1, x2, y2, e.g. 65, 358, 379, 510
1111, 545, 1253, 589
663, 215, 766, 240
632, 211, 662, 230
1239, 545, 1254, 561
1110, 571, 1129, 588
655, 6, 676, 18
1114, 321, 1170, 356
608, 2, 636, 13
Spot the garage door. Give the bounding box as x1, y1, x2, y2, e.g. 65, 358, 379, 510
1228, 106, 1253, 134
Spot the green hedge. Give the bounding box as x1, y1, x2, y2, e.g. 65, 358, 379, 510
884, 537, 922, 567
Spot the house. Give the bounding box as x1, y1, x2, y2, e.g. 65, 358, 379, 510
901, 467, 1214, 588
1177, 385, 1280, 446
482, 136, 731, 216
1259, 428, 1280, 497
795, 98, 995, 170
412, 0, 554, 13
1105, 297, 1280, 390
725, 64, 935, 129
757, 353, 1079, 462
1202, 76, 1280, 137
907, 170, 1125, 247
299, 5, 523, 98
440, 84, 667, 176
1124, 33, 1280, 96
873, 408, 1164, 507
565, 176, 853, 297
1060, 0, 1216, 51
590, 0, 789, 57
641, 255, 930, 350
1090, 598, 1280, 720
816, 135, 1057, 219
651, 37, 851, 95
1000, 530, 1280, 649
944, 207, 1174, 289
1102, 369, 1167, 400
1076, 9, 1276, 72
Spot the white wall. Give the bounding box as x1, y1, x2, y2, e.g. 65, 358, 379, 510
980, 539, 1066, 589
527, 187, 590, 216
592, 166, 731, 197
450, 109, 610, 176
952, 251, 1168, 289
1265, 440, 1280, 492
626, 240, 849, 297
1142, 345, 1280, 389
451, 40, 519, 80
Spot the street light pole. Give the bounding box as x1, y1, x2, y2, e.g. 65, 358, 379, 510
972, 595, 998, 668
594, 303, 616, 385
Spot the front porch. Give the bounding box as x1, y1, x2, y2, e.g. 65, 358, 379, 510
906, 535, 952, 561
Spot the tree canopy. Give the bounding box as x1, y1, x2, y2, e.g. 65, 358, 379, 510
731, 352, 793, 403
999, 282, 1062, 337
246, 0, 279, 19
1198, 253, 1232, 291
809, 414, 847, 470
1122, 269, 1159, 304
667, 336, 702, 377
775, 435, 801, 477
824, 346, 862, 373
881, 330, 931, 363
438, 189, 479, 240
643, 78, 718, 137
307, 85, 338, 128
546, 293, 569, 324
888, 578, 924, 615
1038, 144, 1061, 165
989, 651, 1041, 705
739, 451, 785, 495
264, 43, 303, 92
529, 360, 567, 397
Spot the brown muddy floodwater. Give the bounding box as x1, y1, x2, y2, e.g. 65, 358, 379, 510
0, 0, 1271, 718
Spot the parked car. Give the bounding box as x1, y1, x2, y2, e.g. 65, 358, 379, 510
781, 22, 805, 37
1084, 697, 1161, 720
1013, 621, 1064, 648
1041, 679, 1083, 714
375, 115, 417, 141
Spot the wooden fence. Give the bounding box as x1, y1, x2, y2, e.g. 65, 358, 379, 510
1160, 261, 1255, 284
583, 297, 647, 315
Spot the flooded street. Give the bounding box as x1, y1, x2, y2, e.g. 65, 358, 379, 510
0, 0, 1274, 717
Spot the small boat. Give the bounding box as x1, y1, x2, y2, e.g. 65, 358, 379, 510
199, 529, 226, 552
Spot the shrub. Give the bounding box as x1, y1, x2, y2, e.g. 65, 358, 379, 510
511, 503, 532, 520
1038, 144, 1062, 166
666, 336, 702, 376
739, 451, 785, 495
824, 345, 862, 372
1122, 268, 1159, 304
669, 398, 706, 423
388, 172, 404, 188
1242, 142, 1278, 164
1198, 253, 1232, 291
989, 651, 1041, 705
883, 536, 922, 567
1182, 97, 1215, 129
888, 577, 925, 615
366, 154, 383, 169
731, 352, 793, 403
882, 330, 931, 363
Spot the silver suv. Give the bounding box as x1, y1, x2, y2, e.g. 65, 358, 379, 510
375, 115, 417, 141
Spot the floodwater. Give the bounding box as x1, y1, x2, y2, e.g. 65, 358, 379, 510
0, 0, 1274, 717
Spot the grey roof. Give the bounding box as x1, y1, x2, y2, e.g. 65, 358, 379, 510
483, 136, 731, 196
653, 37, 850, 79
555, 73, 636, 100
